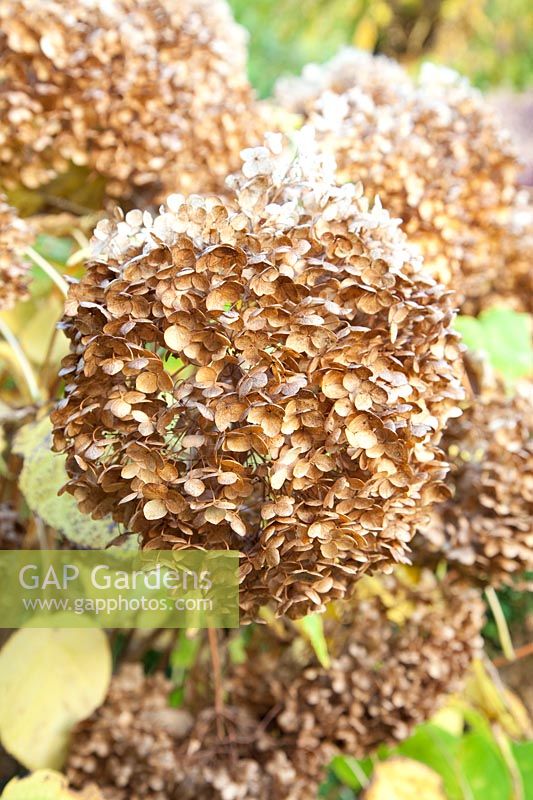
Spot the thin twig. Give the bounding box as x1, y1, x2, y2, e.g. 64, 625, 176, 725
41, 193, 96, 216
25, 246, 69, 297
208, 627, 224, 738
39, 324, 59, 378
0, 316, 41, 402
493, 641, 533, 668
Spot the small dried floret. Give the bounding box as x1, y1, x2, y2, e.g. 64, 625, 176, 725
0, 0, 263, 204
229, 568, 484, 758
52, 132, 464, 620
416, 356, 533, 585
276, 50, 529, 312
67, 664, 325, 800
0, 196, 32, 311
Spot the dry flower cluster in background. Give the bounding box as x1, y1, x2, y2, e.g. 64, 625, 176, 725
0, 197, 31, 311
0, 0, 263, 206
416, 356, 533, 585
66, 568, 484, 799
67, 664, 322, 800
229, 569, 484, 758
276, 49, 532, 313
51, 132, 465, 620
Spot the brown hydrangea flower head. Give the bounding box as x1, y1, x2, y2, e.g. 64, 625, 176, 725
0, 0, 263, 204
229, 568, 484, 759
275, 50, 527, 312
0, 196, 32, 311
67, 664, 325, 800
52, 131, 464, 620
170, 707, 327, 800
416, 356, 533, 586
66, 664, 189, 800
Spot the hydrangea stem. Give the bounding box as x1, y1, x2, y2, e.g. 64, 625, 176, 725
485, 586, 516, 661
0, 316, 41, 402
25, 246, 69, 297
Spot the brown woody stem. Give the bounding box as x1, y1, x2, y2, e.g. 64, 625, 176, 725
493, 641, 533, 668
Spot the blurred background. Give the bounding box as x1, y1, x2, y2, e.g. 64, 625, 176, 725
229, 0, 533, 182
229, 0, 533, 97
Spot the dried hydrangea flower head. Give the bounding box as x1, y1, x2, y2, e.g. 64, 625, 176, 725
66, 664, 188, 800
0, 0, 263, 204
0, 196, 32, 311
229, 568, 484, 759
483, 205, 533, 313
173, 707, 326, 800
416, 355, 533, 586
276, 50, 527, 312
52, 131, 464, 620
67, 664, 325, 800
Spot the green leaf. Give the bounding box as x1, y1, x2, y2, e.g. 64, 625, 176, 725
33, 234, 74, 267
228, 626, 253, 664
169, 631, 202, 706
511, 741, 533, 800
455, 309, 532, 382
170, 630, 201, 671
458, 731, 513, 800
330, 755, 373, 791
396, 723, 463, 800
294, 613, 331, 668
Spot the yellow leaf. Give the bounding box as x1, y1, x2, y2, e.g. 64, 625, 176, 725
0, 628, 111, 769
0, 342, 23, 383
294, 613, 331, 668
465, 659, 533, 739
356, 575, 397, 606
1, 770, 104, 799
18, 300, 69, 366
431, 703, 465, 736
386, 599, 416, 626
1, 297, 67, 368
363, 757, 446, 800
352, 19, 378, 50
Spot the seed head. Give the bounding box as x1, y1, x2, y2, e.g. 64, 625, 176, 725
0, 196, 32, 311
0, 0, 263, 204
276, 50, 529, 312
52, 132, 464, 619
